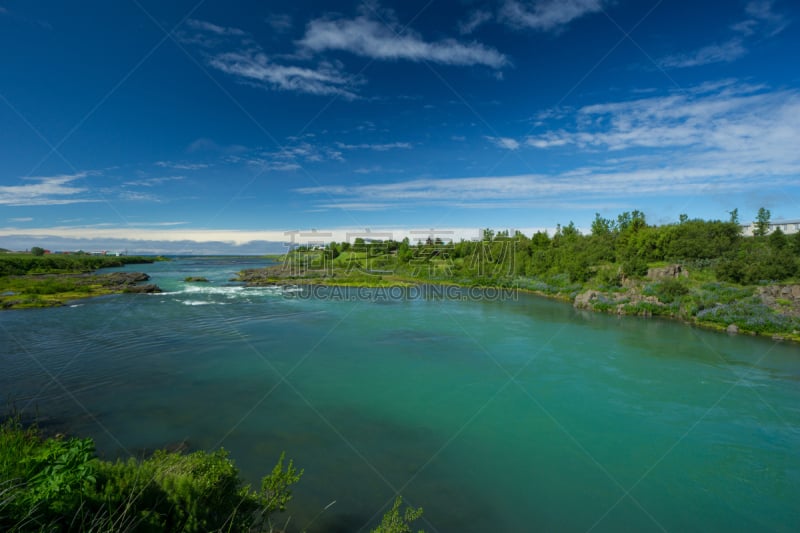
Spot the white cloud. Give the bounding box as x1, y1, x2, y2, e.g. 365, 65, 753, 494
187, 9, 507, 101
335, 141, 412, 151
155, 161, 209, 170
296, 82, 800, 210
208, 50, 359, 99
658, 38, 746, 68
123, 176, 185, 187
8, 217, 33, 222
298, 13, 508, 69
265, 13, 292, 33
525, 82, 800, 161
118, 191, 161, 202
0, 227, 289, 246
294, 168, 797, 206
246, 159, 301, 172
499, 0, 608, 32
525, 133, 570, 148
316, 202, 392, 211
742, 0, 788, 36
182, 18, 360, 98
0, 173, 98, 206
186, 19, 245, 37
658, 1, 788, 69
186, 138, 247, 154
458, 10, 493, 35
0, 226, 563, 252
246, 139, 346, 171
485, 136, 520, 150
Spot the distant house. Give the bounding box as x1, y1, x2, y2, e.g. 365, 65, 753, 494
740, 219, 800, 236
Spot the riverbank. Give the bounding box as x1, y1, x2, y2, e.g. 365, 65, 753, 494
0, 254, 161, 309
236, 262, 800, 343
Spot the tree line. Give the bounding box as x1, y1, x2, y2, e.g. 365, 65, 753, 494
297, 209, 800, 286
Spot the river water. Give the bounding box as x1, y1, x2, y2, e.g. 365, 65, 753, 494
1, 257, 798, 532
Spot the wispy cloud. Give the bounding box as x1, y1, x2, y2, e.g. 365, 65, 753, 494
485, 136, 520, 150
186, 18, 246, 37
658, 0, 788, 68
208, 51, 360, 99
265, 13, 292, 33
335, 141, 412, 151
524, 81, 800, 159
658, 39, 746, 69
739, 0, 789, 36
155, 161, 209, 170
118, 190, 161, 202
123, 176, 185, 187
186, 138, 247, 154
0, 173, 98, 206
8, 217, 33, 222
243, 139, 346, 171
298, 11, 509, 69
498, 0, 609, 32
458, 9, 493, 35
182, 19, 360, 98
301, 81, 800, 209
353, 165, 403, 174
316, 202, 392, 211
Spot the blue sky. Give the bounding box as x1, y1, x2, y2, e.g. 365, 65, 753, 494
1, 0, 799, 253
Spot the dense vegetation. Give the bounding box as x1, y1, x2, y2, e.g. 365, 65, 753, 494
0, 254, 155, 277
0, 417, 425, 532
0, 417, 301, 532
0, 254, 159, 309
277, 211, 798, 285
242, 210, 800, 341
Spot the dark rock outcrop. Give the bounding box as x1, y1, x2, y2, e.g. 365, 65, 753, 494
757, 285, 800, 316
123, 283, 161, 293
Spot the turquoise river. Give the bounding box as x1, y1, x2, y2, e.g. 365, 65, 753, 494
1, 257, 799, 532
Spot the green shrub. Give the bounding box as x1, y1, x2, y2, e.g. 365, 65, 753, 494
371, 496, 424, 533
0, 419, 302, 532
650, 279, 690, 304
621, 256, 648, 278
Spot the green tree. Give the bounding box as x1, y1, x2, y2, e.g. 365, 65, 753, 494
754, 207, 771, 236
792, 230, 800, 256
30, 246, 45, 256
728, 208, 739, 225
769, 228, 788, 251
590, 213, 613, 237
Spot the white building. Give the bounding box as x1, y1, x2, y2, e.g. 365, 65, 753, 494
740, 219, 800, 236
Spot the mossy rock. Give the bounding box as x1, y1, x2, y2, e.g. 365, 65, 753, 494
184, 276, 210, 282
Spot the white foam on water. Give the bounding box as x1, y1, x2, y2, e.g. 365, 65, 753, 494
282, 286, 303, 293
162, 283, 289, 303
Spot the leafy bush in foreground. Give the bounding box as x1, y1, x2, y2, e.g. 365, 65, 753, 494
0, 417, 302, 532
